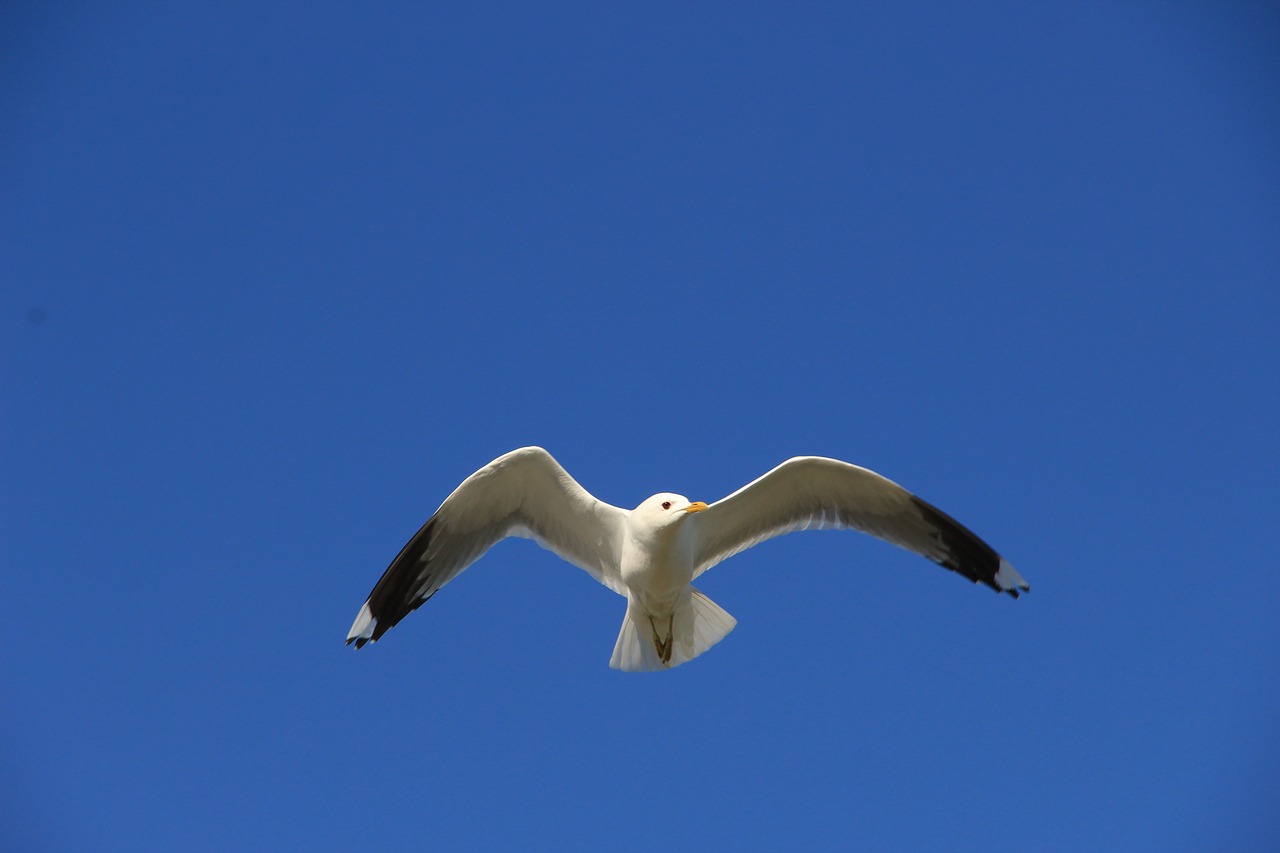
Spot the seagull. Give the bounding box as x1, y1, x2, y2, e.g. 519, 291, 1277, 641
346, 447, 1027, 671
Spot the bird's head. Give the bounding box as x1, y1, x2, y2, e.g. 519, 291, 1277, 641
632, 493, 709, 531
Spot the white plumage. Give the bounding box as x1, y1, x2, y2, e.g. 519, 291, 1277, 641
347, 446, 1028, 671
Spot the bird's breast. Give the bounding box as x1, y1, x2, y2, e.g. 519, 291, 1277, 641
620, 529, 695, 614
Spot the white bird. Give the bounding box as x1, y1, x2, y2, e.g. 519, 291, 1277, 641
346, 446, 1028, 671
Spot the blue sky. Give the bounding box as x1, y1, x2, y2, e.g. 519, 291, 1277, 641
3, 2, 1278, 850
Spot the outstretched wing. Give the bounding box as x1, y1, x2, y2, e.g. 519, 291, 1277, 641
689, 456, 1027, 596
347, 447, 628, 647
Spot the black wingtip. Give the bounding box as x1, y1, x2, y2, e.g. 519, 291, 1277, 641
910, 495, 1023, 597
356, 517, 439, 644
1000, 580, 1030, 599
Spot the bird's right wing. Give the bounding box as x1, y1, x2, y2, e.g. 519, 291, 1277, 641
689, 456, 1027, 596
347, 447, 628, 647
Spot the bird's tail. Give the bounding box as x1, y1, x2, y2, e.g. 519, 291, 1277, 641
609, 588, 737, 672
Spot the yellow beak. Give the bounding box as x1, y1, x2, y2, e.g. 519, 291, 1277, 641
684, 501, 709, 513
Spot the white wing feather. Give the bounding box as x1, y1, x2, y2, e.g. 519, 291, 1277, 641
689, 456, 1027, 595
347, 447, 627, 646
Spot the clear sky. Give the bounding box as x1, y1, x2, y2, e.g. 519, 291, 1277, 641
3, 2, 1278, 850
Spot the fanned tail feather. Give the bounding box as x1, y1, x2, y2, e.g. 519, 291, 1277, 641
609, 587, 737, 672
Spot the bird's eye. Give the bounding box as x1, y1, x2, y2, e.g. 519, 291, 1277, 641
661, 501, 671, 510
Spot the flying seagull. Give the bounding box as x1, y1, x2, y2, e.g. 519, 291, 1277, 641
347, 446, 1027, 671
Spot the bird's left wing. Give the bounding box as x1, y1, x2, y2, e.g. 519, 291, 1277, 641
347, 447, 628, 647
689, 456, 1027, 596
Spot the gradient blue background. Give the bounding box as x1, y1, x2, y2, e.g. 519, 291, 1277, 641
3, 2, 1278, 850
